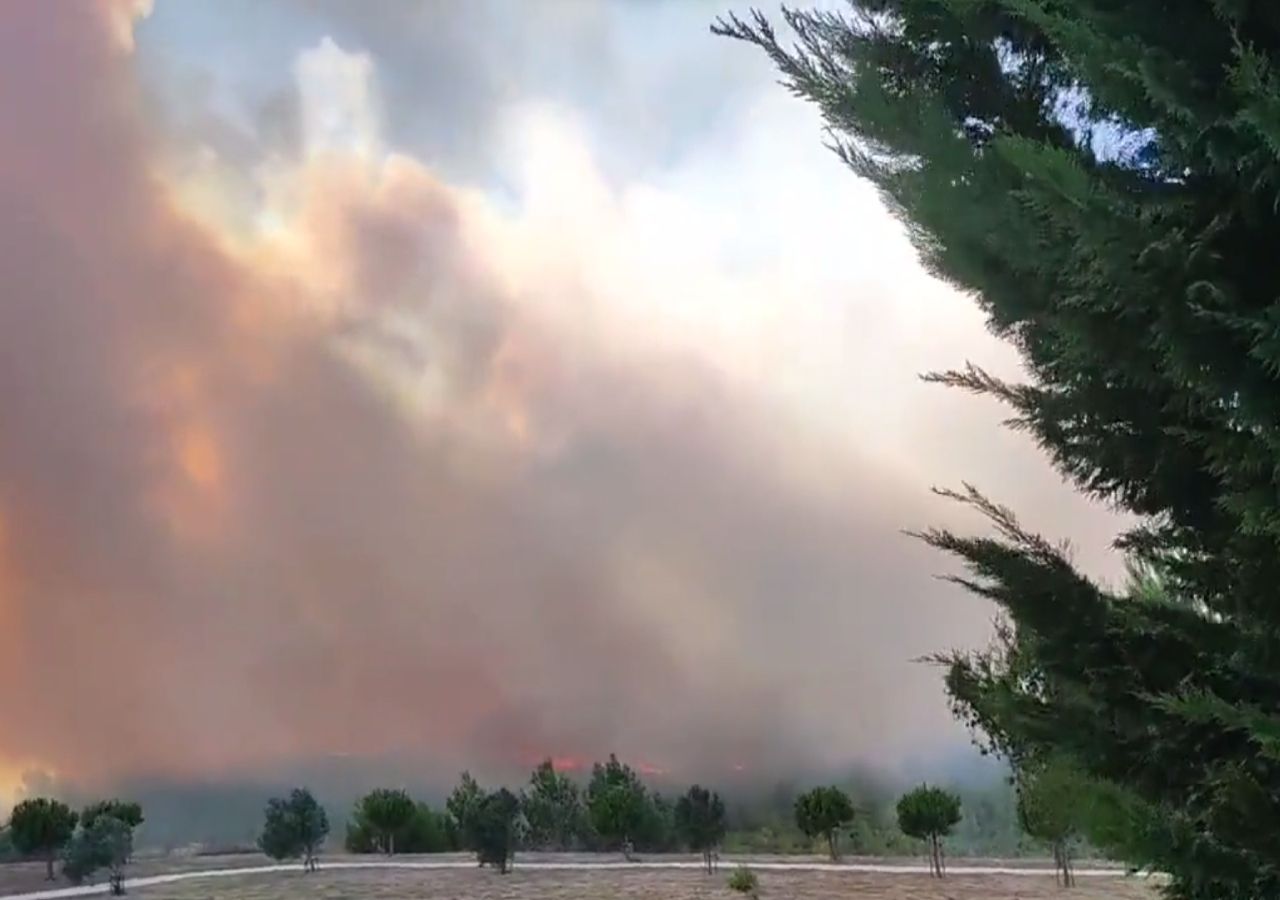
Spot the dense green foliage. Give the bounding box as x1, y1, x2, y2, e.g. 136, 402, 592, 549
471, 788, 522, 873
8, 798, 78, 880
521, 759, 586, 850
347, 789, 416, 855
718, 2, 1280, 897
445, 771, 483, 852
345, 790, 450, 854
398, 802, 451, 853
637, 791, 679, 853
62, 816, 133, 895
586, 755, 650, 858
80, 801, 143, 831
897, 785, 962, 877
258, 788, 329, 872
674, 785, 727, 872
793, 786, 854, 860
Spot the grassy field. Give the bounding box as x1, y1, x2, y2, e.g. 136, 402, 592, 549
127, 866, 1160, 900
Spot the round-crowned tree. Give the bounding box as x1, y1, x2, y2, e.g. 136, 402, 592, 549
793, 786, 854, 860
259, 788, 329, 872
8, 798, 78, 881
351, 789, 416, 855
896, 785, 961, 878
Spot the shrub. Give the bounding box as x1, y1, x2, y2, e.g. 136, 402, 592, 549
727, 865, 759, 897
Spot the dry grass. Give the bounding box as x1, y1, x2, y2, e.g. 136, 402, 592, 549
0, 854, 268, 896
131, 866, 1162, 900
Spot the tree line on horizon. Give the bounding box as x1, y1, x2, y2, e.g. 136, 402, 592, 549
257, 755, 1084, 881
0, 754, 1096, 887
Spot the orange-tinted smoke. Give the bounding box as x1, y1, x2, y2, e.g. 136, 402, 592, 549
0, 0, 1024, 793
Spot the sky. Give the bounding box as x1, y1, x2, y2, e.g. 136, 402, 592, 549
0, 0, 1126, 809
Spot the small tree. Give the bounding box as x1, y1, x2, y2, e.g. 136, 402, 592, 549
61, 816, 132, 895
1018, 759, 1087, 887
794, 786, 854, 860
351, 788, 416, 855
674, 785, 727, 873
446, 771, 483, 851
259, 788, 329, 872
8, 798, 78, 880
896, 785, 961, 878
522, 759, 585, 850
587, 755, 648, 859
472, 788, 522, 874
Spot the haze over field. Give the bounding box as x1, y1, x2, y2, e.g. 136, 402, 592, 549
0, 0, 1124, 808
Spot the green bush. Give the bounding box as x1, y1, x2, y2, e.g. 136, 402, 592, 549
727, 865, 760, 897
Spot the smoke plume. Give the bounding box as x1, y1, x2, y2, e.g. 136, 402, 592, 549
0, 0, 1123, 805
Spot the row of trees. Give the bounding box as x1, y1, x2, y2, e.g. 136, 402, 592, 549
793, 784, 960, 876
792, 761, 1091, 883
7, 798, 144, 894
259, 763, 1083, 881
5, 765, 1091, 888
768, 776, 1077, 882
342, 757, 730, 874
253, 758, 729, 876
438, 757, 714, 865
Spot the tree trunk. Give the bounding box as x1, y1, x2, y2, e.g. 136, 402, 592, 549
827, 831, 838, 861
45, 853, 55, 881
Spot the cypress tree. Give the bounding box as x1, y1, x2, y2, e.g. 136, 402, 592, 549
717, 4, 1280, 898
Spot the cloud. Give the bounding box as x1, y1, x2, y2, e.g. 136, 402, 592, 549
0, 1, 1124, 805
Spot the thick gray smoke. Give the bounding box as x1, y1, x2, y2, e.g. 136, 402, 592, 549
0, 0, 1123, 809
